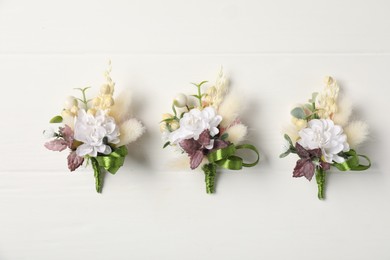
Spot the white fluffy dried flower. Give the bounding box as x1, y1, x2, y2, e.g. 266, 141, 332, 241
218, 91, 243, 128
344, 121, 369, 149
117, 118, 145, 146
225, 123, 248, 144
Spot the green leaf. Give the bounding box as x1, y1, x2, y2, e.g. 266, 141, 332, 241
290, 107, 306, 119
163, 141, 171, 148
279, 150, 291, 158
191, 80, 208, 88
160, 118, 175, 123
49, 115, 63, 123
304, 103, 314, 112
283, 134, 294, 147
171, 103, 177, 116
220, 133, 229, 140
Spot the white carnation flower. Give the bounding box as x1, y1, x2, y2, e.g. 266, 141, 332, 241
169, 107, 222, 144
74, 109, 120, 157
298, 119, 350, 163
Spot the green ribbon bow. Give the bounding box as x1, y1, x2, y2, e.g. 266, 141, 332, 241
316, 149, 371, 200
90, 146, 128, 193
202, 144, 260, 194
333, 149, 371, 171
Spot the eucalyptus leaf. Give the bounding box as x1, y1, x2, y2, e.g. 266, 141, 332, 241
304, 103, 314, 112
220, 133, 229, 140
49, 115, 63, 123
290, 107, 306, 119
283, 134, 294, 147
279, 150, 291, 158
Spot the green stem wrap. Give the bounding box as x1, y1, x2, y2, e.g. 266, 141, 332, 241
315, 166, 326, 200
202, 163, 217, 194
91, 157, 103, 193
201, 143, 260, 194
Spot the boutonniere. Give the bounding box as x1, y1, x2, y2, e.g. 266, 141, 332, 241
160, 69, 260, 194
43, 62, 145, 193
280, 76, 371, 199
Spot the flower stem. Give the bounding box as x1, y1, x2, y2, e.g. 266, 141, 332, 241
315, 166, 326, 200
202, 163, 217, 194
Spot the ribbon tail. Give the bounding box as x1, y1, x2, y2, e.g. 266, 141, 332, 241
91, 157, 103, 193
315, 166, 326, 200
202, 163, 216, 194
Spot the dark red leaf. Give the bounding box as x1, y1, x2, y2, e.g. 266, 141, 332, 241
320, 162, 331, 171
44, 139, 68, 152
179, 139, 201, 157
308, 148, 322, 158
190, 150, 204, 169
59, 125, 74, 148
198, 130, 211, 147
67, 151, 84, 171
295, 143, 310, 158
293, 158, 315, 181
212, 139, 229, 150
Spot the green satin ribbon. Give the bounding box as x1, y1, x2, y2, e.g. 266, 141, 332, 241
333, 149, 371, 171
314, 150, 370, 200
96, 146, 128, 174
90, 146, 128, 193
207, 144, 260, 170
202, 143, 260, 194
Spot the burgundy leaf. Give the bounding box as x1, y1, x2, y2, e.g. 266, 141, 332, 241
321, 162, 331, 171
59, 125, 74, 148
212, 139, 229, 151
190, 150, 204, 169
67, 151, 84, 171
293, 158, 315, 181
44, 139, 68, 152
295, 143, 310, 158
308, 148, 322, 158
179, 139, 201, 156
198, 130, 211, 147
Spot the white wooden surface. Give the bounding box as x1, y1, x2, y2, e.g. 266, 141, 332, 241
1, 1, 389, 259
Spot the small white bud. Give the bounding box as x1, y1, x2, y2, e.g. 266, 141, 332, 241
43, 128, 56, 139
173, 93, 188, 108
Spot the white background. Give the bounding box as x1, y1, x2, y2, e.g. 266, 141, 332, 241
1, 1, 389, 259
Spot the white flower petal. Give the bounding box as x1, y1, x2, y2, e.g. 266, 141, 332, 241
298, 119, 350, 164
74, 109, 120, 157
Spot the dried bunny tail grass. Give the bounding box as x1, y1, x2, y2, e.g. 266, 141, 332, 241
110, 89, 133, 124
218, 91, 243, 128
225, 123, 248, 144
333, 97, 353, 127
344, 121, 369, 149
117, 118, 145, 146
282, 125, 300, 144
